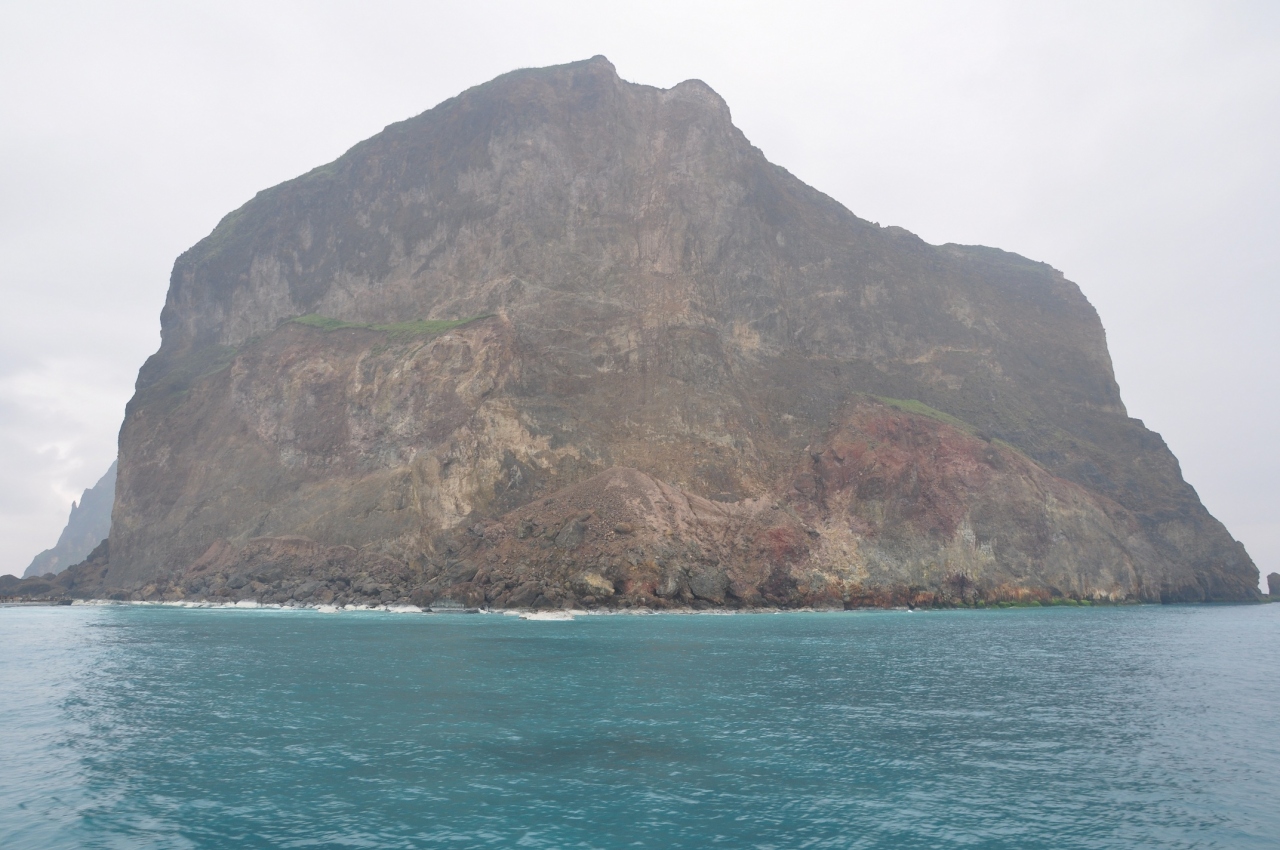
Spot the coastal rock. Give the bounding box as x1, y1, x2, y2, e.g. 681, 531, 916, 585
48, 56, 1258, 607
1269, 573, 1280, 597
554, 517, 589, 549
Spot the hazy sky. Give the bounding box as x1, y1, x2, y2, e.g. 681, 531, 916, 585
2, 1, 1276, 584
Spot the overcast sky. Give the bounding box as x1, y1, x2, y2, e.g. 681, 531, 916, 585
2, 0, 1276, 584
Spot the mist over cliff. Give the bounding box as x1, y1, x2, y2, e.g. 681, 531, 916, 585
21, 57, 1257, 607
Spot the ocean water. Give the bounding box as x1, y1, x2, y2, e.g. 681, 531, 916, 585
1, 605, 1277, 849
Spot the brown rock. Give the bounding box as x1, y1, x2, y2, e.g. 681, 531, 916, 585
58, 56, 1257, 609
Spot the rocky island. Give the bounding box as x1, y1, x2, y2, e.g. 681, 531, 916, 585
5, 56, 1259, 609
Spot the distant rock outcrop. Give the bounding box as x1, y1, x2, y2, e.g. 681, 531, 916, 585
42, 57, 1258, 607
1268, 573, 1280, 597
23, 461, 116, 578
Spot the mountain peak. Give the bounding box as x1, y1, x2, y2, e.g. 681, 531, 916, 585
23, 460, 116, 579
96, 60, 1259, 606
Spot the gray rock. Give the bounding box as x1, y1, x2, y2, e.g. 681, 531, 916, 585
687, 564, 729, 604
555, 518, 588, 549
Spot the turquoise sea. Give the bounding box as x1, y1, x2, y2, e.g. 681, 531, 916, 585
1, 604, 1277, 849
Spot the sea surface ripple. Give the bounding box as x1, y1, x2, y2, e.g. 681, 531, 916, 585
1, 604, 1277, 849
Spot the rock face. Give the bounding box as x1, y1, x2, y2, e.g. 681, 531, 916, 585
54, 56, 1257, 606
23, 460, 116, 578
1268, 573, 1280, 597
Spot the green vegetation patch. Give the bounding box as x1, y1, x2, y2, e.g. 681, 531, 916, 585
872, 396, 975, 432
132, 344, 239, 414
292, 314, 360, 331
290, 314, 489, 338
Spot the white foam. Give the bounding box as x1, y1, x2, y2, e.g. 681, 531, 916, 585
519, 611, 575, 621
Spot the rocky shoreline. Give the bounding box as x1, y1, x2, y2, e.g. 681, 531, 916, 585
0, 596, 1161, 612
4, 572, 1264, 611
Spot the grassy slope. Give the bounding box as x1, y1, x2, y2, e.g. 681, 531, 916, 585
291, 315, 489, 338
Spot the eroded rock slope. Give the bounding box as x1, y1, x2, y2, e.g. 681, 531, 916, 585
34, 56, 1257, 606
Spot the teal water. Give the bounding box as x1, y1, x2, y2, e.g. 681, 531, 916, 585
1, 605, 1277, 848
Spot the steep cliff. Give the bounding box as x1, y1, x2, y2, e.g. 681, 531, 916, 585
57, 56, 1256, 606
23, 460, 116, 578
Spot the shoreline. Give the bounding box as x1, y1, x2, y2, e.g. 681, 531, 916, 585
2, 597, 1272, 615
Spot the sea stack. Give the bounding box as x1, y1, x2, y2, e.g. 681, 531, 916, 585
50, 56, 1258, 607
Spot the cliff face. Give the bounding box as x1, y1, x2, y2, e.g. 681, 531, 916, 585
23, 460, 116, 578
76, 56, 1255, 606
